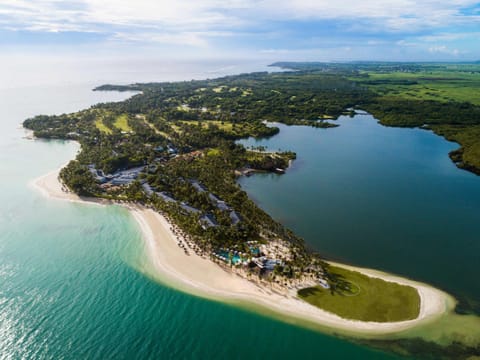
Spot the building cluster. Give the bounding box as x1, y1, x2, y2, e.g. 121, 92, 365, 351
153, 144, 178, 155
88, 165, 144, 186
141, 178, 243, 230
189, 180, 242, 228
214, 241, 285, 274
251, 257, 283, 271
151, 144, 179, 164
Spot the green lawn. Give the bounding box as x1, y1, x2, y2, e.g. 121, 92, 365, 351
113, 114, 133, 132
212, 85, 227, 93
94, 118, 112, 134
180, 120, 234, 131
142, 118, 171, 139
207, 148, 221, 156
298, 266, 420, 322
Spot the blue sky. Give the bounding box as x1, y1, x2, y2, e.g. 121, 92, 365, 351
0, 0, 479, 61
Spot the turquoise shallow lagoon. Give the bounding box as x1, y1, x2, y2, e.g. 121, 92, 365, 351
0, 84, 397, 359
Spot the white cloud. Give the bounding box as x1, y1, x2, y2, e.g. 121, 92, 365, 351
82, 0, 244, 29
0, 0, 479, 49
3, 0, 479, 29
0, 0, 252, 48
254, 0, 479, 30
428, 45, 461, 55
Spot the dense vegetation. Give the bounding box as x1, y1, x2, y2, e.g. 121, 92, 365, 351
26, 70, 361, 283
94, 71, 367, 124
298, 266, 420, 322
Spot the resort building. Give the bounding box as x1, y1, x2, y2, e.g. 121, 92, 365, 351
142, 183, 154, 196
199, 214, 219, 229
110, 166, 145, 185
229, 211, 242, 225
208, 193, 221, 203
190, 180, 207, 193
215, 201, 230, 211
157, 192, 176, 203
87, 164, 107, 183
180, 202, 201, 215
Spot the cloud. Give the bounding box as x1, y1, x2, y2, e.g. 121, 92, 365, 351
428, 45, 461, 55
0, 0, 479, 60
2, 0, 479, 34
83, 0, 243, 29
0, 0, 252, 48
254, 0, 480, 31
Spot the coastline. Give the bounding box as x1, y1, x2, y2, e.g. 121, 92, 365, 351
31, 167, 456, 337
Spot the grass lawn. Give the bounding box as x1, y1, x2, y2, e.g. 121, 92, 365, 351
298, 266, 420, 322
170, 124, 182, 134
180, 120, 234, 132
212, 85, 227, 93
142, 119, 171, 139
94, 118, 112, 134
207, 148, 221, 156
113, 114, 133, 132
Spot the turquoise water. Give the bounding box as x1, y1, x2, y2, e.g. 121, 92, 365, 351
0, 83, 397, 358
238, 116, 480, 311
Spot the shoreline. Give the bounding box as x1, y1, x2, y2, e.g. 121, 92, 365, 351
30, 167, 456, 337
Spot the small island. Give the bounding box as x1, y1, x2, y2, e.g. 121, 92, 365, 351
26, 65, 462, 335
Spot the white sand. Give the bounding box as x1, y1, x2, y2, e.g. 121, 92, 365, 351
31, 168, 456, 336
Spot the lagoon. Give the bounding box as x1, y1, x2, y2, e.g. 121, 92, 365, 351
238, 114, 480, 311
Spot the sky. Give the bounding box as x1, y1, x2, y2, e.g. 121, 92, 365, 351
0, 0, 479, 66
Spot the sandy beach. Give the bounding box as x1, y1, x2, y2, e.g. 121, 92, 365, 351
31, 168, 456, 336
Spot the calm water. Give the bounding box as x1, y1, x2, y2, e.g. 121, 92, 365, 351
238, 116, 480, 310
0, 74, 395, 357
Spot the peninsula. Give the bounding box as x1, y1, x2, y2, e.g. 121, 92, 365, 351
26, 64, 471, 336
